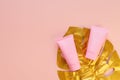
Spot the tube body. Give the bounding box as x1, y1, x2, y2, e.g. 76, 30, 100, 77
85, 26, 108, 60
57, 35, 80, 71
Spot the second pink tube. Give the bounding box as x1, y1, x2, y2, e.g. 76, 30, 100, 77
85, 26, 108, 60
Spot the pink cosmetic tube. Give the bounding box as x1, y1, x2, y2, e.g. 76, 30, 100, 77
85, 26, 108, 60
57, 35, 80, 71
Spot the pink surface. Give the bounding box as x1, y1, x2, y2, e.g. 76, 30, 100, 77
57, 35, 80, 71
0, 0, 120, 80
86, 26, 108, 60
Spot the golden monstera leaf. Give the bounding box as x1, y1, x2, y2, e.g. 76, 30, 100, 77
57, 27, 120, 80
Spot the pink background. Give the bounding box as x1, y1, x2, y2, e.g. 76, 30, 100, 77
0, 0, 120, 80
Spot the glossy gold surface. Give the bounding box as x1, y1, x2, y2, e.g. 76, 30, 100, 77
57, 27, 120, 80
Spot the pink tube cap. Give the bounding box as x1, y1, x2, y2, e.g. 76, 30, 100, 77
57, 35, 80, 71
85, 26, 108, 60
